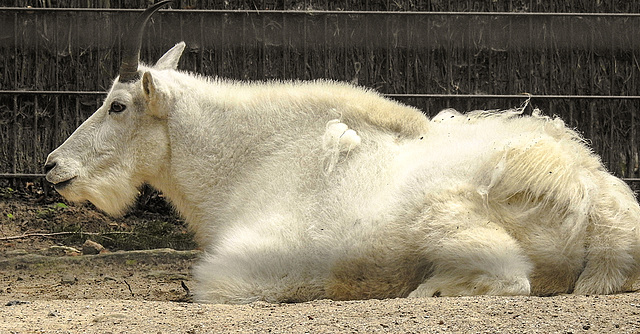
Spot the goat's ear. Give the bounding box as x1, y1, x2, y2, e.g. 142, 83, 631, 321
154, 41, 186, 70
142, 71, 168, 118
142, 71, 156, 101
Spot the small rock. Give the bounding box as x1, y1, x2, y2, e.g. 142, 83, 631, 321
5, 300, 30, 306
93, 313, 127, 323
46, 245, 81, 256
61, 274, 77, 285
82, 239, 105, 255
5, 249, 28, 256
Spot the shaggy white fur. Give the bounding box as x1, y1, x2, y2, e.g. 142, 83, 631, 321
45, 42, 640, 304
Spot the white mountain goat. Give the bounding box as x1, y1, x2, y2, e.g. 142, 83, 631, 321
45, 1, 640, 303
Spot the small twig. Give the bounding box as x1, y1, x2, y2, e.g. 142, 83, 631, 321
49, 245, 82, 253
181, 280, 191, 295
174, 281, 193, 303
123, 280, 134, 297
0, 231, 134, 241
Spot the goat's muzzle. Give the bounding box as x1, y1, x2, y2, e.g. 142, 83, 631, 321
44, 159, 77, 191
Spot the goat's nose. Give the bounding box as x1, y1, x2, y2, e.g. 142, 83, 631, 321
44, 161, 56, 174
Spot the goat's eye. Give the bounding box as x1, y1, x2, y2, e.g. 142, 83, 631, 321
109, 101, 127, 114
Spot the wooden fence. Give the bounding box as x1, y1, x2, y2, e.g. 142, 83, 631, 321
5, 0, 640, 12
1, 3, 639, 184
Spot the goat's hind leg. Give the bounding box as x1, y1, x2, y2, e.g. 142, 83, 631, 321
409, 206, 532, 297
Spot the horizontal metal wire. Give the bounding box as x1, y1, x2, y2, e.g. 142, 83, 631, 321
386, 94, 640, 100
0, 173, 45, 179
3, 7, 640, 17
0, 90, 105, 96
3, 91, 640, 100
3, 174, 639, 183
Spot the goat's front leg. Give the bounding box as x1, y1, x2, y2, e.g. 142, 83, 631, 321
192, 221, 327, 304
410, 200, 533, 298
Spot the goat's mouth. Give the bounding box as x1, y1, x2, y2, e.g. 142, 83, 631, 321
52, 176, 77, 191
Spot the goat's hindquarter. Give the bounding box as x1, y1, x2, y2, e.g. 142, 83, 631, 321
370, 114, 640, 298
574, 171, 640, 294
448, 114, 640, 296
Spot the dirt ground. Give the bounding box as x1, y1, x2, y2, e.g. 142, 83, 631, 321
2, 184, 640, 333
1, 251, 640, 333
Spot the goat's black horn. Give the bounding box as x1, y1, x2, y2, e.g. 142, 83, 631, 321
118, 0, 172, 83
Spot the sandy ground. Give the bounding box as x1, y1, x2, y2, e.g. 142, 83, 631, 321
2, 249, 640, 333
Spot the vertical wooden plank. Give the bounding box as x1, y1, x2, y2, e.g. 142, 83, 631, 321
507, 14, 513, 95
588, 16, 596, 143
445, 14, 452, 97
35, 13, 40, 92
53, 95, 59, 153
218, 11, 224, 77
13, 12, 18, 90
34, 95, 39, 174
74, 10, 79, 92
630, 103, 638, 178
404, 14, 411, 97
340, 14, 346, 83
568, 100, 574, 128
385, 14, 391, 93
55, 12, 60, 90
546, 16, 553, 96
75, 95, 81, 129
488, 15, 495, 95
466, 14, 472, 107
323, 13, 328, 79
589, 100, 595, 149
609, 17, 617, 173
303, 13, 308, 80
199, 13, 204, 74
282, 13, 287, 79
242, 14, 247, 79
632, 16, 640, 179
259, 14, 265, 78
466, 15, 472, 111
12, 95, 18, 179
7, 11, 19, 183
424, 14, 432, 115
568, 16, 575, 125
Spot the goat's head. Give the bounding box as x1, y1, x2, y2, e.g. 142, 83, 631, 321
44, 0, 182, 216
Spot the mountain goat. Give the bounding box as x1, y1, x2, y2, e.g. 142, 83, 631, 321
45, 1, 640, 304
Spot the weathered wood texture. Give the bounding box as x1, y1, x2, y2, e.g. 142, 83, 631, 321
1, 1, 639, 181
